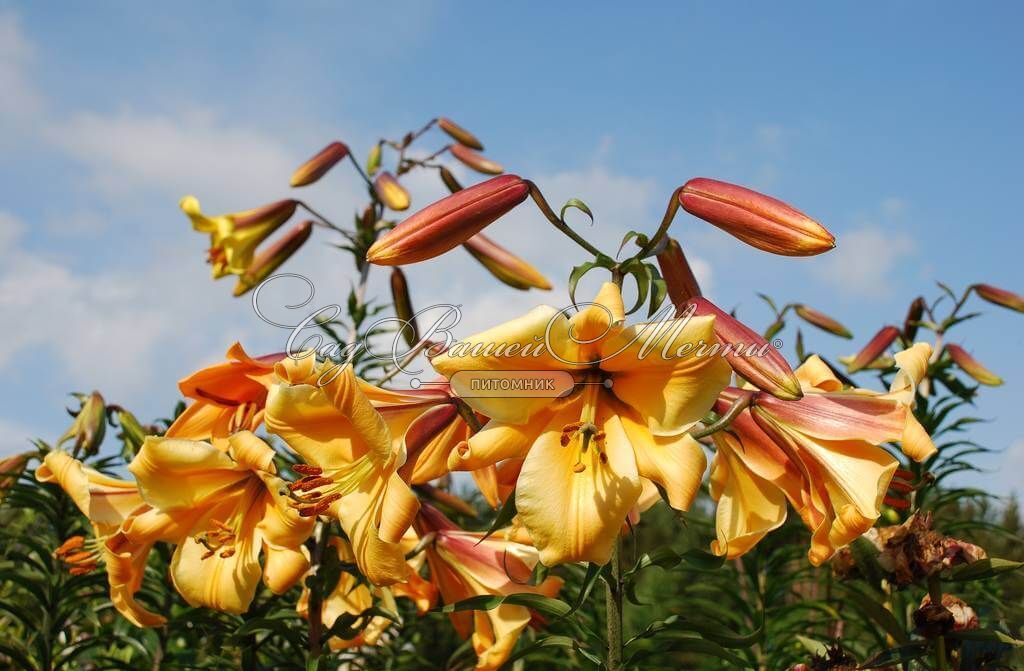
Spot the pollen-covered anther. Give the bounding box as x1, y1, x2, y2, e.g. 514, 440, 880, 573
54, 535, 103, 574
572, 462, 586, 474
292, 464, 324, 476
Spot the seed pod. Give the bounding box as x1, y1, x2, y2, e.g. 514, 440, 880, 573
374, 172, 411, 211
366, 174, 528, 265
438, 117, 484, 150
903, 296, 926, 341
390, 268, 420, 348
233, 220, 314, 296
691, 298, 802, 400
794, 304, 853, 339
439, 166, 463, 193
290, 142, 350, 187
679, 178, 835, 256
657, 237, 702, 309
847, 325, 901, 373
973, 283, 1024, 313
463, 233, 551, 291
946, 344, 1002, 386
449, 144, 503, 175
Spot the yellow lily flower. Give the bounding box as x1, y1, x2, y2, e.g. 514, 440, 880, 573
414, 505, 563, 671
432, 282, 731, 565
264, 355, 420, 585
165, 342, 283, 444
128, 431, 314, 614
36, 450, 179, 627
180, 195, 297, 279
709, 344, 936, 565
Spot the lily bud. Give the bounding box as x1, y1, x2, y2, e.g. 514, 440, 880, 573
390, 268, 420, 348
374, 172, 411, 211
679, 178, 835, 256
794, 304, 852, 339
946, 344, 1002, 386
367, 174, 528, 265
0, 452, 31, 501
449, 144, 503, 175
233, 220, 313, 296
657, 237, 702, 307
290, 141, 350, 187
973, 283, 1024, 313
463, 233, 552, 291
690, 297, 802, 400
903, 296, 926, 341
437, 117, 484, 150
846, 325, 900, 373
439, 166, 463, 193
367, 143, 382, 176
58, 391, 106, 457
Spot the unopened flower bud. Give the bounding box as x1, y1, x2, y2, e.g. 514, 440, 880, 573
390, 268, 420, 348
691, 297, 802, 400
374, 172, 411, 211
973, 283, 1024, 313
367, 143, 382, 176
112, 408, 150, 457
367, 174, 528, 265
0, 452, 31, 500
290, 141, 350, 187
679, 178, 835, 256
794, 304, 852, 339
449, 144, 503, 175
58, 391, 106, 457
946, 344, 1002, 386
463, 233, 551, 291
846, 325, 900, 373
903, 296, 926, 340
657, 237, 702, 308
439, 166, 463, 193
233, 220, 313, 296
437, 117, 484, 150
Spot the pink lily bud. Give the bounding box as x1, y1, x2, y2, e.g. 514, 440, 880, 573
439, 166, 463, 194
390, 267, 420, 348
233, 220, 313, 296
679, 178, 835, 256
691, 297, 802, 400
290, 141, 350, 187
973, 283, 1024, 313
657, 237, 702, 308
846, 325, 901, 373
374, 171, 411, 211
946, 344, 1002, 386
794, 304, 853, 339
449, 144, 503, 175
463, 233, 551, 291
437, 117, 484, 150
366, 174, 528, 266
903, 296, 926, 341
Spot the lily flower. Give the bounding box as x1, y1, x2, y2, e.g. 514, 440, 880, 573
165, 342, 284, 444
414, 505, 563, 671
433, 282, 731, 565
128, 432, 314, 614
264, 355, 420, 585
180, 195, 297, 279
709, 345, 936, 565
36, 450, 175, 627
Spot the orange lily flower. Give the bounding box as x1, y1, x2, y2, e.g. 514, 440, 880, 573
414, 505, 563, 671
709, 344, 936, 565
165, 342, 284, 443
433, 282, 731, 565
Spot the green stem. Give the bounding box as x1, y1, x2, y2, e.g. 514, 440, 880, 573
605, 539, 624, 671
307, 521, 330, 657
927, 576, 948, 671
636, 186, 683, 258
525, 180, 607, 259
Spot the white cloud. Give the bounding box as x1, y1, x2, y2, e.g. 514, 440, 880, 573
0, 417, 40, 457
812, 225, 916, 299
0, 12, 44, 138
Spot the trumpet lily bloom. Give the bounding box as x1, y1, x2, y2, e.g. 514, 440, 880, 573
709, 344, 936, 565
433, 282, 731, 565
165, 342, 284, 443
414, 505, 563, 671
128, 432, 314, 614
180, 195, 297, 279
36, 450, 175, 627
264, 355, 420, 585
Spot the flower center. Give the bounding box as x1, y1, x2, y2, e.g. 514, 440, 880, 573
560, 375, 608, 474
285, 456, 376, 517
54, 534, 106, 575
194, 478, 263, 560
228, 402, 262, 433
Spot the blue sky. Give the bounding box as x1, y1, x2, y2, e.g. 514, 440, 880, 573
1, 2, 1021, 493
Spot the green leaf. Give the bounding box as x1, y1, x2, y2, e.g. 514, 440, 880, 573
626, 635, 752, 668
859, 642, 929, 668
498, 635, 577, 669
947, 628, 1024, 646
840, 585, 909, 645
476, 489, 517, 544
945, 557, 1024, 582
559, 198, 594, 226
441, 593, 572, 619
795, 634, 828, 656
567, 261, 599, 308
